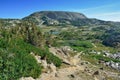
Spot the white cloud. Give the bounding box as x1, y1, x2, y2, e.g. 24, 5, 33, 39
70, 3, 120, 21
79, 4, 118, 12
91, 12, 120, 16
71, 3, 119, 12
88, 12, 120, 21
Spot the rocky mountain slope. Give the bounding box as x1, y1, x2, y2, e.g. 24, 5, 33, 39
20, 46, 120, 80
1, 11, 120, 28
22, 11, 87, 25
0, 11, 120, 80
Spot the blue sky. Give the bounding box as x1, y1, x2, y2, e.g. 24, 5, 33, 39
0, 0, 120, 21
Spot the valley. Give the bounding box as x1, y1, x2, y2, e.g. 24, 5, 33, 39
0, 11, 120, 80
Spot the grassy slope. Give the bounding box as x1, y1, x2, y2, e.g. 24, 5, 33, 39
0, 24, 62, 80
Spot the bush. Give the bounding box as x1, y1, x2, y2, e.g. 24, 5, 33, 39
0, 25, 62, 79
0, 39, 41, 79
102, 32, 120, 48
73, 41, 93, 48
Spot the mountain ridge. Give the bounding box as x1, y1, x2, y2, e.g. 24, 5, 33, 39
22, 11, 120, 26
0, 11, 120, 28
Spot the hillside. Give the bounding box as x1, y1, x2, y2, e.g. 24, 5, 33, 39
22, 11, 87, 25
0, 11, 120, 80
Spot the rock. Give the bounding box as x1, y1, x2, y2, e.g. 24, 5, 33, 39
111, 53, 120, 59
41, 60, 48, 69
61, 46, 72, 56
111, 62, 119, 70
105, 61, 120, 71
55, 73, 58, 77
30, 52, 42, 63
61, 46, 73, 51
103, 52, 111, 57
90, 50, 101, 55
49, 63, 57, 74
34, 55, 42, 63
90, 50, 97, 54
70, 74, 75, 78
98, 59, 105, 64
99, 67, 104, 70
68, 74, 75, 79
97, 52, 101, 55
49, 47, 72, 65
62, 59, 71, 65
80, 61, 90, 65
93, 71, 99, 76
70, 58, 79, 65
83, 66, 92, 73
20, 77, 34, 80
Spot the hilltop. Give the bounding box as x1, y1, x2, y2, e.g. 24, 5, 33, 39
22, 11, 120, 27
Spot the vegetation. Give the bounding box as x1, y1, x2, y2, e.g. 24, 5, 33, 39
0, 22, 62, 79
0, 11, 120, 79
67, 40, 93, 52
102, 31, 120, 48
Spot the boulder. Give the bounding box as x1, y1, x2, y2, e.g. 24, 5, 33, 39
41, 60, 48, 69
49, 63, 57, 73
92, 71, 99, 76
20, 77, 34, 80
105, 61, 120, 71
61, 46, 73, 56
112, 53, 120, 59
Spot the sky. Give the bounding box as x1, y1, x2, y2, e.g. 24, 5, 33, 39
0, 0, 120, 21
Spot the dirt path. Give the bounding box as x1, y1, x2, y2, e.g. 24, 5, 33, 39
38, 65, 85, 80
20, 47, 120, 80
37, 47, 93, 80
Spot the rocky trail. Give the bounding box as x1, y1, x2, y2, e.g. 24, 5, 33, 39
20, 46, 120, 80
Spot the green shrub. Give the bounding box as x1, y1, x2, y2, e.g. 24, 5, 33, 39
0, 25, 62, 79
70, 41, 93, 48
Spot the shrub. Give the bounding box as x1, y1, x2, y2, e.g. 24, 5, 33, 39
0, 25, 62, 79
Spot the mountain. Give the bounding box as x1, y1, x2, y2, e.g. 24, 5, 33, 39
0, 18, 21, 27
1, 11, 120, 27
22, 11, 120, 26
22, 11, 87, 26
0, 11, 120, 80
0, 11, 120, 47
